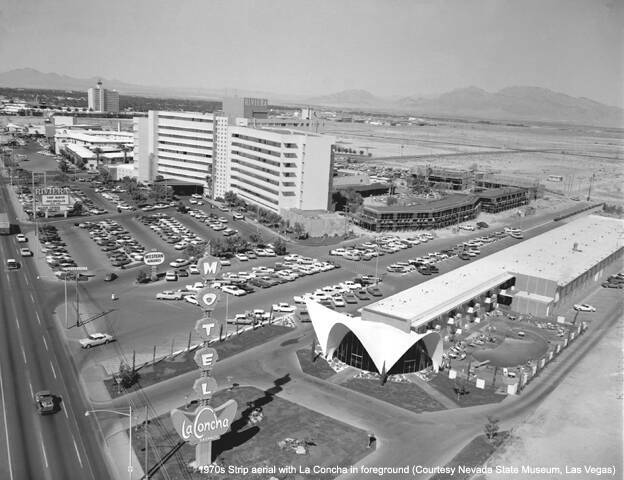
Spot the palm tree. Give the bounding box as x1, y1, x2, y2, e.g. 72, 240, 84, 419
121, 144, 130, 164
92, 147, 102, 169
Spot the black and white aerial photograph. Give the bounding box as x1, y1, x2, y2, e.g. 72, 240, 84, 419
0, 1, 622, 479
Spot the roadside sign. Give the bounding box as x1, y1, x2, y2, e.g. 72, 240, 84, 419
193, 377, 218, 399
41, 194, 70, 206
144, 251, 165, 266
197, 255, 222, 281
197, 286, 220, 311
194, 347, 219, 370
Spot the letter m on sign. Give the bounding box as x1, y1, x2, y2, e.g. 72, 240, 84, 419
203, 262, 218, 276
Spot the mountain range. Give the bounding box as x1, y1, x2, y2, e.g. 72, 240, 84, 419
0, 68, 622, 127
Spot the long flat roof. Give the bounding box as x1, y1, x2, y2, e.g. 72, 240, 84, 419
363, 214, 624, 328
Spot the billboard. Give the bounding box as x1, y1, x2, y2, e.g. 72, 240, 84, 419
144, 252, 165, 266
35, 187, 72, 207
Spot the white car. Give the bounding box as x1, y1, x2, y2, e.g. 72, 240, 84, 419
235, 253, 248, 261
284, 254, 301, 262
20, 248, 33, 257
233, 212, 244, 220
184, 295, 198, 305
189, 264, 200, 275
156, 290, 183, 300
341, 281, 362, 291
169, 258, 190, 268
16, 234, 28, 243
222, 285, 247, 296
329, 248, 346, 256
573, 304, 596, 312
165, 270, 178, 282
293, 294, 310, 304
79, 333, 114, 349
331, 295, 346, 307
192, 193, 203, 199
272, 303, 296, 313
185, 282, 205, 292
220, 259, 231, 266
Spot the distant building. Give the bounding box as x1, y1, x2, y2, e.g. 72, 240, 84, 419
477, 187, 529, 213
134, 110, 335, 213
221, 96, 268, 121
354, 194, 480, 231
87, 81, 120, 113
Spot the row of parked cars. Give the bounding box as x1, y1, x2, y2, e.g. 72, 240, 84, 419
36, 225, 83, 279
293, 275, 383, 310
139, 213, 206, 252
602, 272, 624, 289
187, 209, 239, 237
77, 220, 146, 268
329, 233, 435, 261
68, 186, 107, 215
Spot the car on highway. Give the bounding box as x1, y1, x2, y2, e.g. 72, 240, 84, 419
35, 390, 57, 415
272, 303, 296, 313
16, 234, 28, 243
79, 333, 114, 348
156, 290, 184, 300
573, 303, 596, 312
6, 258, 19, 270
19, 247, 33, 257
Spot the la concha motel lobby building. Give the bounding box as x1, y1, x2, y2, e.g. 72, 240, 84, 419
307, 214, 623, 375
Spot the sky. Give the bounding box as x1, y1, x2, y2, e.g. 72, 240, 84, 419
0, 0, 622, 106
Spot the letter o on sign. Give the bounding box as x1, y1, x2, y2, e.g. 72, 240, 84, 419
197, 287, 221, 310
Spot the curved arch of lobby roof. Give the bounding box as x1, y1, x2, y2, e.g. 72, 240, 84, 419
230, 175, 279, 196
230, 159, 280, 178
158, 133, 214, 143
306, 300, 442, 374
230, 141, 281, 158
157, 148, 211, 158
232, 185, 279, 207
231, 150, 280, 168
158, 126, 213, 135
230, 167, 279, 187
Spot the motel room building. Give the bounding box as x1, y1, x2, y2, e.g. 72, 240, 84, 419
308, 214, 623, 375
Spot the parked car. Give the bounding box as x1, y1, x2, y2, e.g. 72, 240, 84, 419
573, 303, 596, 312
169, 258, 190, 268
79, 333, 114, 348
235, 253, 249, 261
367, 286, 383, 297
222, 285, 247, 296
156, 290, 184, 300
272, 303, 296, 313
104, 272, 117, 282
165, 270, 178, 282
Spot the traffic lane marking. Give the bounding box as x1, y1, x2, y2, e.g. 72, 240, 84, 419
50, 362, 56, 379
0, 363, 15, 480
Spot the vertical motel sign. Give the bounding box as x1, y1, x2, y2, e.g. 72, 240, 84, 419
170, 256, 236, 468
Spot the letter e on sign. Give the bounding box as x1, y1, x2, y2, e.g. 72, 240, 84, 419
194, 347, 218, 370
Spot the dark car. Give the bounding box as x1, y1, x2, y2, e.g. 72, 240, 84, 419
35, 390, 57, 415
458, 252, 471, 260
354, 289, 369, 300
602, 282, 623, 289
104, 272, 117, 282
367, 286, 383, 297
177, 269, 189, 277
477, 221, 489, 229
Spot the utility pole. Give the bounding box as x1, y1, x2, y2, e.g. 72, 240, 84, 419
75, 274, 80, 327
587, 173, 595, 202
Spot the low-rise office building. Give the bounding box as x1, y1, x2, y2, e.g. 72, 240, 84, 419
308, 214, 623, 375
354, 194, 480, 231
477, 187, 529, 213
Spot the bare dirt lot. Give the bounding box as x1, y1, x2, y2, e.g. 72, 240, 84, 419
321, 120, 624, 204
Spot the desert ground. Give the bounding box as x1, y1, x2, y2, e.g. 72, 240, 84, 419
321, 120, 624, 204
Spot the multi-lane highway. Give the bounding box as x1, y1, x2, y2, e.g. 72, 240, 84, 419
0, 180, 111, 480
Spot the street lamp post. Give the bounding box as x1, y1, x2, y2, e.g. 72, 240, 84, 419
85, 406, 140, 480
